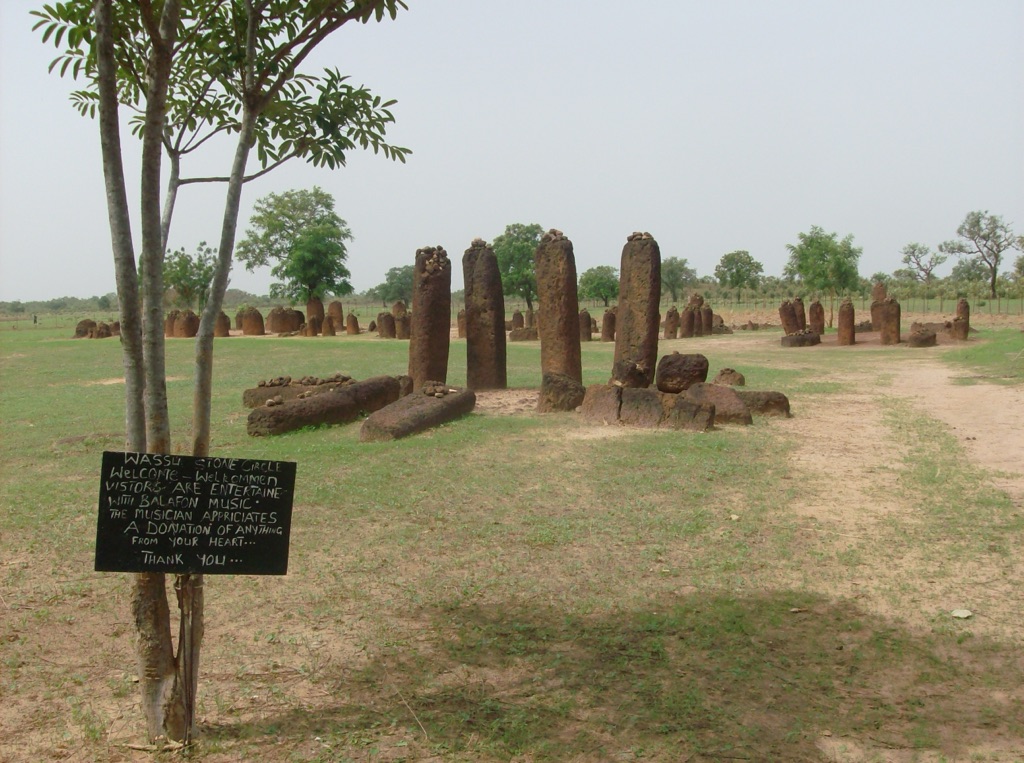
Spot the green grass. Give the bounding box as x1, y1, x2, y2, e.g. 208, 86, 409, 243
1, 325, 1023, 761
940, 328, 1024, 384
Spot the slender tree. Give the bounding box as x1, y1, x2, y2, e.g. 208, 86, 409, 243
578, 265, 620, 307
785, 226, 861, 326
493, 223, 543, 311
939, 211, 1023, 299
660, 256, 697, 302
899, 243, 946, 283
36, 0, 410, 743
714, 250, 763, 301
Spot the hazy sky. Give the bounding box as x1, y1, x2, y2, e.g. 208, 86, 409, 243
1, 1, 1021, 302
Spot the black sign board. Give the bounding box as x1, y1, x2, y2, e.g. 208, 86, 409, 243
96, 451, 296, 575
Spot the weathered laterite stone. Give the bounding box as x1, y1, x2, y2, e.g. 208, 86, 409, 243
700, 305, 714, 337
601, 307, 616, 342
463, 239, 507, 390
164, 310, 180, 337
392, 301, 408, 319
951, 298, 970, 340
837, 299, 855, 345
612, 232, 661, 388
239, 307, 264, 336
174, 310, 200, 338
878, 298, 901, 345
664, 306, 679, 339
781, 331, 820, 348
579, 308, 593, 342
655, 352, 709, 393
683, 382, 752, 425
396, 313, 411, 339
322, 316, 337, 336
535, 229, 582, 384
511, 309, 525, 330
408, 245, 452, 390
379, 312, 396, 339
712, 368, 745, 386
778, 301, 800, 335
908, 329, 937, 347
304, 316, 321, 336
808, 300, 825, 335
537, 372, 586, 413
360, 383, 476, 442
457, 309, 467, 339
679, 305, 695, 338
345, 312, 360, 335
74, 319, 97, 338
214, 311, 231, 338
306, 296, 325, 327
735, 390, 791, 417
327, 301, 345, 330
792, 297, 807, 331
509, 327, 538, 342
247, 375, 400, 436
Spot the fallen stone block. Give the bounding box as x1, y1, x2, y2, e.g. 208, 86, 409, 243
683, 382, 752, 425
781, 332, 820, 348
580, 384, 622, 424
360, 383, 476, 441
247, 375, 400, 436
734, 390, 791, 417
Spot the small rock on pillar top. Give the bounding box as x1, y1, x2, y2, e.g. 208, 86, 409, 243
878, 298, 901, 345
408, 246, 452, 390
579, 308, 593, 342
612, 232, 661, 388
534, 229, 582, 384
601, 307, 616, 342
808, 299, 826, 335
463, 238, 507, 391
837, 298, 855, 346
664, 306, 679, 339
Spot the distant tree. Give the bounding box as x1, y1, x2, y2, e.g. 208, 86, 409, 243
371, 265, 414, 305
97, 295, 113, 310
163, 242, 216, 310
493, 223, 543, 311
1013, 254, 1024, 286
578, 265, 620, 307
899, 243, 946, 283
237, 188, 353, 303
661, 256, 697, 302
785, 226, 861, 326
949, 257, 989, 285
268, 223, 353, 303
714, 250, 763, 300
939, 211, 1023, 298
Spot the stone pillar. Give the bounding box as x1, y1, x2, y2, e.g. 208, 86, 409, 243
511, 309, 524, 330
700, 305, 714, 336
214, 311, 231, 338
680, 305, 695, 338
601, 307, 616, 342
870, 284, 886, 331
327, 301, 345, 329
322, 316, 336, 336
664, 306, 679, 339
408, 246, 452, 390
779, 300, 799, 335
239, 307, 264, 336
837, 299, 855, 345
345, 312, 360, 335
396, 313, 411, 340
463, 238, 507, 390
304, 316, 321, 336
792, 297, 807, 331
392, 301, 408, 319
306, 296, 325, 326
457, 309, 467, 339
379, 312, 396, 338
951, 298, 970, 340
878, 298, 901, 345
612, 232, 661, 388
808, 299, 826, 335
534, 229, 582, 384
579, 308, 592, 342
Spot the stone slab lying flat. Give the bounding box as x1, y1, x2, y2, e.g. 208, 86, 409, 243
360, 385, 476, 441
781, 332, 821, 348
247, 375, 401, 436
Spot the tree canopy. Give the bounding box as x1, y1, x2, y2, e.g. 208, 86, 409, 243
237, 188, 353, 302
714, 250, 763, 293
493, 223, 543, 311
163, 242, 216, 310
785, 226, 861, 325
898, 243, 946, 284
578, 265, 619, 307
660, 256, 697, 302
939, 211, 1023, 298
369, 265, 414, 306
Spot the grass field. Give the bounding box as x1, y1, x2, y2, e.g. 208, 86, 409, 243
1, 322, 1022, 762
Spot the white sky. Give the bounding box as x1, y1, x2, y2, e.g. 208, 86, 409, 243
1, 1, 1022, 302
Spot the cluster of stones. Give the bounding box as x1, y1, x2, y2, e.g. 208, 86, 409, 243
247, 375, 405, 436
73, 318, 120, 339
243, 372, 354, 408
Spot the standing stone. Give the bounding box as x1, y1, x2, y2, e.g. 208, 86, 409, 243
376, 312, 387, 336
511, 309, 525, 330
692, 305, 704, 337
579, 308, 593, 342
164, 310, 180, 337
837, 298, 855, 346
680, 306, 695, 338
700, 305, 714, 337
380, 312, 396, 338
664, 306, 679, 339
871, 281, 888, 303
535, 229, 582, 384
327, 301, 345, 329
778, 301, 800, 335
322, 316, 336, 336
214, 311, 231, 338
951, 298, 970, 340
304, 316, 321, 336
792, 297, 807, 331
601, 307, 616, 342
396, 313, 411, 339
306, 296, 325, 327
234, 309, 244, 330
345, 312, 360, 335
612, 232, 661, 388
878, 297, 901, 345
392, 301, 408, 319
463, 238, 507, 390
239, 307, 264, 336
457, 309, 467, 338
408, 245, 452, 390
174, 310, 200, 338
808, 299, 826, 335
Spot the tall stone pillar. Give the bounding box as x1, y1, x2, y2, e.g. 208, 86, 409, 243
612, 232, 661, 388
463, 238, 507, 390
792, 297, 807, 331
306, 296, 325, 327
601, 307, 616, 342
837, 298, 855, 345
779, 300, 799, 335
808, 299, 826, 335
878, 298, 901, 345
951, 298, 970, 340
579, 308, 593, 342
664, 306, 679, 339
700, 305, 714, 336
680, 305, 695, 338
534, 229, 582, 384
408, 246, 451, 389
345, 312, 360, 335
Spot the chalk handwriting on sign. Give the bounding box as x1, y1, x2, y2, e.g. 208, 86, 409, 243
95, 451, 297, 575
